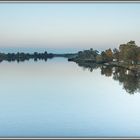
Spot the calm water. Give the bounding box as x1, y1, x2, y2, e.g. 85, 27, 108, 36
0, 57, 140, 137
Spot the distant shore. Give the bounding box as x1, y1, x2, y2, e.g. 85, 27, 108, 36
1, 40, 140, 74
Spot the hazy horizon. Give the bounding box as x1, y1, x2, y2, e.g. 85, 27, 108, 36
0, 3, 140, 51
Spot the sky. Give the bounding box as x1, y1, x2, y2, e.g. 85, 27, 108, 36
0, 3, 140, 52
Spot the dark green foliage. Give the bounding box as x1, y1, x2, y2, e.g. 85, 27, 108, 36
113, 48, 119, 61
0, 51, 54, 62
69, 40, 140, 65
119, 41, 140, 64
72, 49, 100, 63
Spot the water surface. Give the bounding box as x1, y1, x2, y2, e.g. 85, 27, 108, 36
0, 57, 140, 137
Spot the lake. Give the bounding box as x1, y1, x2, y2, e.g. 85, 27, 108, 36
0, 57, 140, 137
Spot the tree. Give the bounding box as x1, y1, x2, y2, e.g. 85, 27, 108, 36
101, 49, 113, 63
105, 48, 113, 61
119, 41, 139, 64
101, 51, 108, 62
113, 48, 120, 61
96, 55, 103, 63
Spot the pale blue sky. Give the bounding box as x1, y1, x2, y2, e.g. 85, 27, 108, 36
0, 3, 140, 51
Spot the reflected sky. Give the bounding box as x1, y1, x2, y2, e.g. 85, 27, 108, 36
0, 58, 140, 137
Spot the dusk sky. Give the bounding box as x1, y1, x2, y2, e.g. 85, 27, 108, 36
0, 3, 140, 51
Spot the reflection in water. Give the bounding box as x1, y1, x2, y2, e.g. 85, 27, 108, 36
1, 57, 140, 137
0, 57, 54, 63
77, 61, 100, 72
1, 57, 140, 94
112, 67, 140, 94
75, 61, 140, 94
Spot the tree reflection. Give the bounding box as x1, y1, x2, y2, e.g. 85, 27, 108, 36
112, 67, 140, 94
100, 66, 113, 77
76, 62, 140, 94
76, 61, 99, 72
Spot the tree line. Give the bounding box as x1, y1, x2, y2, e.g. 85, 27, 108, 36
0, 51, 54, 62
68, 41, 140, 65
